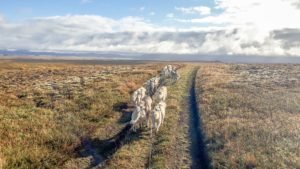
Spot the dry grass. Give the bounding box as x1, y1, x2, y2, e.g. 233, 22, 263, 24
0, 60, 164, 169
150, 65, 196, 169
5, 60, 296, 169
196, 63, 300, 169
103, 64, 195, 169
0, 153, 5, 169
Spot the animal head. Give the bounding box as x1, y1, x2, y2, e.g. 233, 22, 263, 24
139, 87, 146, 93
132, 90, 138, 96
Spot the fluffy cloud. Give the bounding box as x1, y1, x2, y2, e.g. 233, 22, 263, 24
0, 15, 200, 53
272, 29, 300, 50
184, 0, 300, 30
0, 15, 174, 52
175, 6, 211, 15
292, 1, 300, 9
0, 13, 299, 56
170, 0, 300, 56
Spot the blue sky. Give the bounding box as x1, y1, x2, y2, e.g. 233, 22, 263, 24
0, 0, 215, 25
0, 0, 300, 56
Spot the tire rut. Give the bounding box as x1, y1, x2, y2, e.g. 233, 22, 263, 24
188, 68, 211, 169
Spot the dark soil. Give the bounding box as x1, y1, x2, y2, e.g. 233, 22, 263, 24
188, 68, 211, 169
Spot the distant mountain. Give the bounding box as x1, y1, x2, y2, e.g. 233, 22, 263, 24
0, 49, 300, 63
0, 49, 129, 58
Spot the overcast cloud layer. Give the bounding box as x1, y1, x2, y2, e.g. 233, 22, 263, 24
1, 0, 300, 56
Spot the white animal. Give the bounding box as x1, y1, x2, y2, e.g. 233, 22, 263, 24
167, 65, 173, 73
153, 77, 161, 93
151, 107, 162, 132
160, 65, 180, 83
161, 65, 171, 77
143, 96, 153, 127
137, 87, 146, 103
150, 76, 161, 96
130, 102, 146, 131
131, 90, 138, 105
151, 101, 166, 132
144, 80, 152, 96
153, 86, 167, 103
145, 76, 161, 96
157, 101, 167, 124
164, 65, 174, 76
132, 87, 146, 105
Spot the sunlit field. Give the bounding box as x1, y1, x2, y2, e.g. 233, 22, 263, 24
196, 64, 300, 169
0, 60, 299, 169
0, 60, 164, 168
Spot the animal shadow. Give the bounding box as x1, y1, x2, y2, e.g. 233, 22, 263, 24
112, 102, 133, 124
76, 124, 146, 168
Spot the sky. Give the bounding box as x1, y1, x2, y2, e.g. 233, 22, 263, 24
0, 0, 300, 56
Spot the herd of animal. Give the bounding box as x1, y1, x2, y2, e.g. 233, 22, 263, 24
130, 65, 180, 132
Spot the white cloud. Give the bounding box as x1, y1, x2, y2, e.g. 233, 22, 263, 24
0, 15, 175, 52
184, 0, 300, 30
168, 0, 300, 56
198, 28, 286, 56
293, 1, 300, 8
0, 13, 300, 56
166, 13, 174, 18
175, 6, 211, 15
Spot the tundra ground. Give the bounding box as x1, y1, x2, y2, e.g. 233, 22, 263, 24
0, 60, 164, 168
90, 64, 196, 169
1, 60, 299, 169
196, 64, 300, 169
0, 60, 200, 169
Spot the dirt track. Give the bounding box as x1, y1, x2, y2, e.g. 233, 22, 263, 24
188, 68, 211, 169
72, 67, 212, 169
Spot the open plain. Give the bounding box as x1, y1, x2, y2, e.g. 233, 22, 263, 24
0, 59, 299, 169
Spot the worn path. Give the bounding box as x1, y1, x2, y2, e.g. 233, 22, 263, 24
188, 67, 211, 169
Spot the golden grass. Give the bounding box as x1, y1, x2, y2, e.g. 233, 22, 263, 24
196, 63, 300, 169
0, 153, 5, 169
102, 64, 194, 169
0, 60, 164, 169
5, 60, 297, 169
104, 133, 152, 169
150, 65, 196, 169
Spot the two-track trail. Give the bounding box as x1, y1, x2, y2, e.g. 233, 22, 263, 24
65, 65, 211, 169
149, 66, 211, 169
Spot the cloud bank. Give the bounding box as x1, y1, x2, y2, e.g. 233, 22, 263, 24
0, 0, 300, 56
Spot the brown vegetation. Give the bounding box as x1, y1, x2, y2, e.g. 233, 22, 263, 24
196, 63, 300, 169
0, 60, 164, 169
100, 64, 194, 169
2, 59, 297, 169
